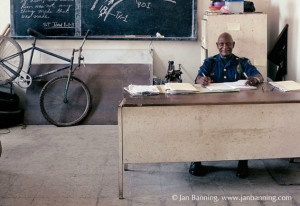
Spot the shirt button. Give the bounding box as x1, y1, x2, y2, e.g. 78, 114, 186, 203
224, 76, 227, 79
224, 69, 227, 72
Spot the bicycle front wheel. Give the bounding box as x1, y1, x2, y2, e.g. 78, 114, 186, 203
0, 35, 24, 85
40, 76, 92, 127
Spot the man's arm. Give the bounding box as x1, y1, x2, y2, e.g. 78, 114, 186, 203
195, 60, 212, 87
242, 59, 264, 86
195, 76, 211, 87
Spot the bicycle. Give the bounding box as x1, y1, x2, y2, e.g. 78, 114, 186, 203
0, 28, 92, 127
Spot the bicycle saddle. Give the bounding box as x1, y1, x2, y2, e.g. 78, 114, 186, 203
27, 28, 46, 39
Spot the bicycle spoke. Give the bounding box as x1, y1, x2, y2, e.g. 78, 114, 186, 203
40, 76, 91, 126
0, 61, 19, 76
0, 64, 13, 80
2, 52, 23, 62
0, 36, 23, 85
4, 59, 20, 70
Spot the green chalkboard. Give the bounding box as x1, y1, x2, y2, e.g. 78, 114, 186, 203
10, 0, 197, 40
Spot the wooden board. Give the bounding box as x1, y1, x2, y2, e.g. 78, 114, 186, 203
24, 64, 151, 125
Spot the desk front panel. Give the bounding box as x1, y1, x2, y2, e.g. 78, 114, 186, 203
120, 103, 300, 163
122, 83, 300, 107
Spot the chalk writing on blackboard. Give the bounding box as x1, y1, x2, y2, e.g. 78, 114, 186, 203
90, 0, 177, 22
11, 0, 197, 40
19, 0, 75, 31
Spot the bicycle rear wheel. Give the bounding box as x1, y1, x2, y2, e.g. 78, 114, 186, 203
40, 76, 92, 127
0, 36, 24, 85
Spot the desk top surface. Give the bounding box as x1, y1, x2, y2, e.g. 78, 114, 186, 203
120, 83, 300, 107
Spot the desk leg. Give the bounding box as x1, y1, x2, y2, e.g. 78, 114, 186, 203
118, 106, 124, 199
119, 160, 124, 199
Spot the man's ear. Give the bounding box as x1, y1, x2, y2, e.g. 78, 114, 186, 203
216, 42, 218, 48
232, 41, 235, 48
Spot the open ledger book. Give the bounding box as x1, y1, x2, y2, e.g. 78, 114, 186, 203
165, 83, 200, 94
269, 81, 300, 92
206, 80, 257, 91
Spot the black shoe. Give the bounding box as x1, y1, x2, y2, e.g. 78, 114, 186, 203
189, 162, 206, 176
236, 160, 249, 178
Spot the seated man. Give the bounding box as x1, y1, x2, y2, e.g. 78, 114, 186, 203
190, 32, 264, 178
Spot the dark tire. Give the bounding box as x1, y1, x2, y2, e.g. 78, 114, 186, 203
0, 109, 24, 128
0, 36, 24, 85
0, 91, 19, 111
40, 76, 92, 127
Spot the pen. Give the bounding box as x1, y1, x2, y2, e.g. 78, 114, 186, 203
202, 73, 206, 77
243, 72, 248, 79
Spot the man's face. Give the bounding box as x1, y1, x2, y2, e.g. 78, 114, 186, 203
216, 36, 235, 58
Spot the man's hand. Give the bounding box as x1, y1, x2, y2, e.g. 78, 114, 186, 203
245, 76, 259, 86
195, 76, 211, 87
245, 74, 263, 86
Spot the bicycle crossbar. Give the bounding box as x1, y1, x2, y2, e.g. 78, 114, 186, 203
34, 47, 71, 63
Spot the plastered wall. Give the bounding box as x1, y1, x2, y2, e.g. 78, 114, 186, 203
0, 0, 271, 84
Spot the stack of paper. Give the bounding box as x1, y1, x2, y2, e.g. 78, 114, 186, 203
206, 80, 257, 91
165, 83, 200, 94
269, 81, 300, 92
124, 85, 160, 96
206, 83, 238, 92
226, 80, 257, 90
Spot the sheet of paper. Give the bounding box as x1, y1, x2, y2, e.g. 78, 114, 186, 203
165, 83, 198, 91
227, 23, 240, 31
226, 80, 257, 90
269, 81, 300, 92
227, 80, 247, 86
206, 81, 256, 91
206, 83, 237, 91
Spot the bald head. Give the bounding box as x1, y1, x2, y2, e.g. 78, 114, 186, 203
216, 32, 235, 58
218, 32, 233, 42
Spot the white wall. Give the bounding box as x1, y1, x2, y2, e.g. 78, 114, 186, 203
0, 0, 271, 84
0, 0, 10, 34
267, 0, 300, 81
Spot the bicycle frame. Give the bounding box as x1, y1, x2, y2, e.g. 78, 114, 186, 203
1, 30, 91, 126
21, 38, 74, 80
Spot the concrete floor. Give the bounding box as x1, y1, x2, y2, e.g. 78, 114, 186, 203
0, 125, 300, 206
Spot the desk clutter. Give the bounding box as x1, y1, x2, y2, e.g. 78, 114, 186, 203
124, 80, 300, 96
209, 0, 255, 14
124, 81, 258, 96
124, 83, 199, 96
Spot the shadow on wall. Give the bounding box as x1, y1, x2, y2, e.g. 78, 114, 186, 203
268, 1, 299, 81
152, 49, 166, 81
286, 0, 299, 80
267, 3, 279, 80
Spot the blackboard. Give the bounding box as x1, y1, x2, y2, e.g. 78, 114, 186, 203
10, 0, 197, 40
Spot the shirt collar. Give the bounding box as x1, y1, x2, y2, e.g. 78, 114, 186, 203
216, 54, 238, 65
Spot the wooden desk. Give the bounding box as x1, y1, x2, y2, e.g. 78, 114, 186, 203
118, 83, 300, 198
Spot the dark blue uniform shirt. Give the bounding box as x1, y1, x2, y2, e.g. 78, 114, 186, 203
196, 54, 261, 83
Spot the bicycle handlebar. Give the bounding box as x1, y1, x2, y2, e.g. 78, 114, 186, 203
77, 30, 90, 66
80, 30, 90, 49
